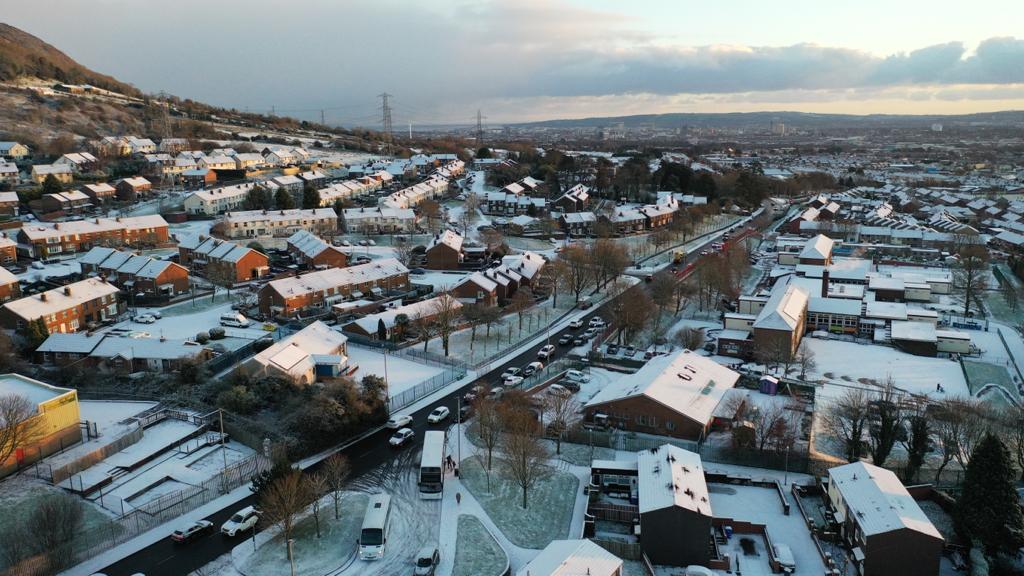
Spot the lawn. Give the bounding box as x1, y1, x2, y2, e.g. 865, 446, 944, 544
458, 456, 579, 549
963, 360, 1019, 404
452, 515, 507, 576
240, 491, 369, 576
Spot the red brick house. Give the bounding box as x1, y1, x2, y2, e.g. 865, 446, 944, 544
425, 230, 464, 270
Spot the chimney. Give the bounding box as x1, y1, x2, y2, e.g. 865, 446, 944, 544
821, 268, 830, 298
39, 293, 47, 301
64, 286, 71, 296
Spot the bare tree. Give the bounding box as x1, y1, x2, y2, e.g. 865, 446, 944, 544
900, 399, 932, 483
431, 291, 462, 356
475, 394, 502, 472
932, 398, 991, 482
866, 379, 904, 467
414, 316, 436, 353
560, 245, 595, 302
306, 473, 328, 539
676, 327, 705, 351
393, 238, 414, 266
322, 453, 350, 520
501, 408, 552, 509
543, 393, 582, 455
0, 394, 44, 466
591, 239, 629, 289
794, 341, 816, 380
27, 492, 84, 572
821, 387, 871, 462
952, 245, 990, 317
509, 290, 533, 333
753, 401, 797, 451
1001, 404, 1024, 480
260, 470, 311, 559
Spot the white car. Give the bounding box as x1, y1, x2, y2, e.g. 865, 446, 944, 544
537, 344, 555, 360
522, 361, 543, 376
546, 384, 571, 397
504, 376, 524, 387
385, 414, 413, 429
426, 406, 450, 424
134, 314, 157, 324
565, 370, 591, 384
221, 506, 258, 536
589, 316, 605, 327
569, 319, 584, 329
500, 367, 521, 381
389, 428, 415, 448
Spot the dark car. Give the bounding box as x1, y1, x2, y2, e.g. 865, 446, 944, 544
573, 336, 587, 346
558, 334, 573, 346
606, 343, 620, 355
411, 268, 426, 275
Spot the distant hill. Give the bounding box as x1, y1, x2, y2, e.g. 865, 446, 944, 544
515, 110, 1024, 130
0, 23, 141, 97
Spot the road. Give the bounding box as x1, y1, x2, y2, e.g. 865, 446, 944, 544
96, 227, 737, 576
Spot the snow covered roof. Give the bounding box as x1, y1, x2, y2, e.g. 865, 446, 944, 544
808, 297, 862, 317
223, 208, 336, 225
0, 374, 72, 407
3, 278, 119, 321
455, 271, 498, 293
428, 230, 463, 253
800, 234, 834, 261
90, 336, 205, 361
342, 206, 416, 221
287, 230, 329, 258
247, 321, 347, 379
19, 215, 168, 242
267, 258, 408, 297
753, 283, 808, 331
864, 301, 907, 320
502, 251, 545, 281
586, 349, 739, 427
889, 320, 936, 343
37, 333, 104, 354
561, 212, 597, 224
346, 295, 462, 334
515, 539, 623, 576
637, 444, 711, 516
828, 461, 942, 540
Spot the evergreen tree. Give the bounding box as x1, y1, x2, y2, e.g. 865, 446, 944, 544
274, 187, 295, 210
302, 185, 320, 209
251, 457, 291, 499
476, 147, 491, 159
955, 434, 1024, 555
691, 172, 718, 203
23, 317, 49, 351
41, 174, 63, 195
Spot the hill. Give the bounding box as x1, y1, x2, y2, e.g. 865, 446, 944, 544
0, 23, 141, 97
515, 110, 1024, 130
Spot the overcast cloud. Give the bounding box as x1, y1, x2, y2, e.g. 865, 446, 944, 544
4, 0, 1024, 124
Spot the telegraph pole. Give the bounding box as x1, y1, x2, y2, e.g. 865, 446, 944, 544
379, 92, 394, 156
320, 109, 326, 126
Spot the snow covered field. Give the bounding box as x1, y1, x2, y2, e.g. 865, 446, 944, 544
452, 515, 507, 576
801, 337, 969, 401
346, 345, 446, 399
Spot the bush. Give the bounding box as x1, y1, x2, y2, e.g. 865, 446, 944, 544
209, 327, 226, 340
218, 385, 259, 415
195, 331, 210, 344
252, 337, 275, 353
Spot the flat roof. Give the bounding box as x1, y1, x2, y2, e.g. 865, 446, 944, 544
0, 373, 73, 406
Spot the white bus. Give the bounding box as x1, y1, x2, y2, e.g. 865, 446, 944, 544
418, 430, 445, 500
358, 494, 392, 561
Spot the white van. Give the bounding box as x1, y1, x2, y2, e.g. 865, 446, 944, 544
359, 494, 392, 560
219, 313, 250, 328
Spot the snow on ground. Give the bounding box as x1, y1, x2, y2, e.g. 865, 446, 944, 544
346, 345, 446, 399
412, 269, 471, 290
108, 297, 269, 343
452, 514, 507, 576
709, 484, 826, 576
457, 455, 579, 549
44, 400, 157, 472
801, 337, 969, 401
16, 259, 81, 282
168, 219, 215, 245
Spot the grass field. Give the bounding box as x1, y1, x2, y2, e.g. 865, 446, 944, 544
452, 515, 507, 576
963, 360, 1020, 407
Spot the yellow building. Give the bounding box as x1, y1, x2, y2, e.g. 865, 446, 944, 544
0, 374, 80, 478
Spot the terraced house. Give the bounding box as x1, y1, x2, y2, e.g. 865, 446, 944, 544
0, 278, 121, 333
79, 247, 190, 298
177, 236, 269, 284
17, 215, 169, 258
220, 208, 337, 239
259, 258, 409, 317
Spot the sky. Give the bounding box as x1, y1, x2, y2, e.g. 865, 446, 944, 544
5, 0, 1024, 126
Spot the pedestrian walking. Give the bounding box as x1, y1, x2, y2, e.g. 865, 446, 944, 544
456, 492, 462, 505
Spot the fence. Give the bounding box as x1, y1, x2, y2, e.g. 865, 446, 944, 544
42, 425, 144, 485
588, 502, 639, 524
206, 336, 273, 375
387, 364, 466, 412
592, 537, 643, 560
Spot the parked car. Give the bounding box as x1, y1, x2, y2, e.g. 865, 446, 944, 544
459, 404, 473, 420
389, 428, 415, 448
537, 344, 555, 360
426, 406, 450, 424
219, 313, 250, 328
414, 547, 441, 576
569, 319, 584, 329
606, 343, 620, 355
522, 361, 544, 376
171, 520, 214, 543
589, 316, 605, 327
487, 386, 506, 400
573, 336, 587, 346
463, 385, 485, 403
773, 544, 796, 573
385, 414, 413, 429
558, 334, 574, 346
411, 268, 426, 275
134, 314, 157, 324
31, 261, 45, 270
500, 367, 521, 381
221, 506, 258, 537
623, 345, 637, 357
148, 311, 162, 319
577, 299, 592, 310
504, 376, 523, 387
546, 384, 571, 398
565, 370, 591, 384
584, 328, 599, 339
